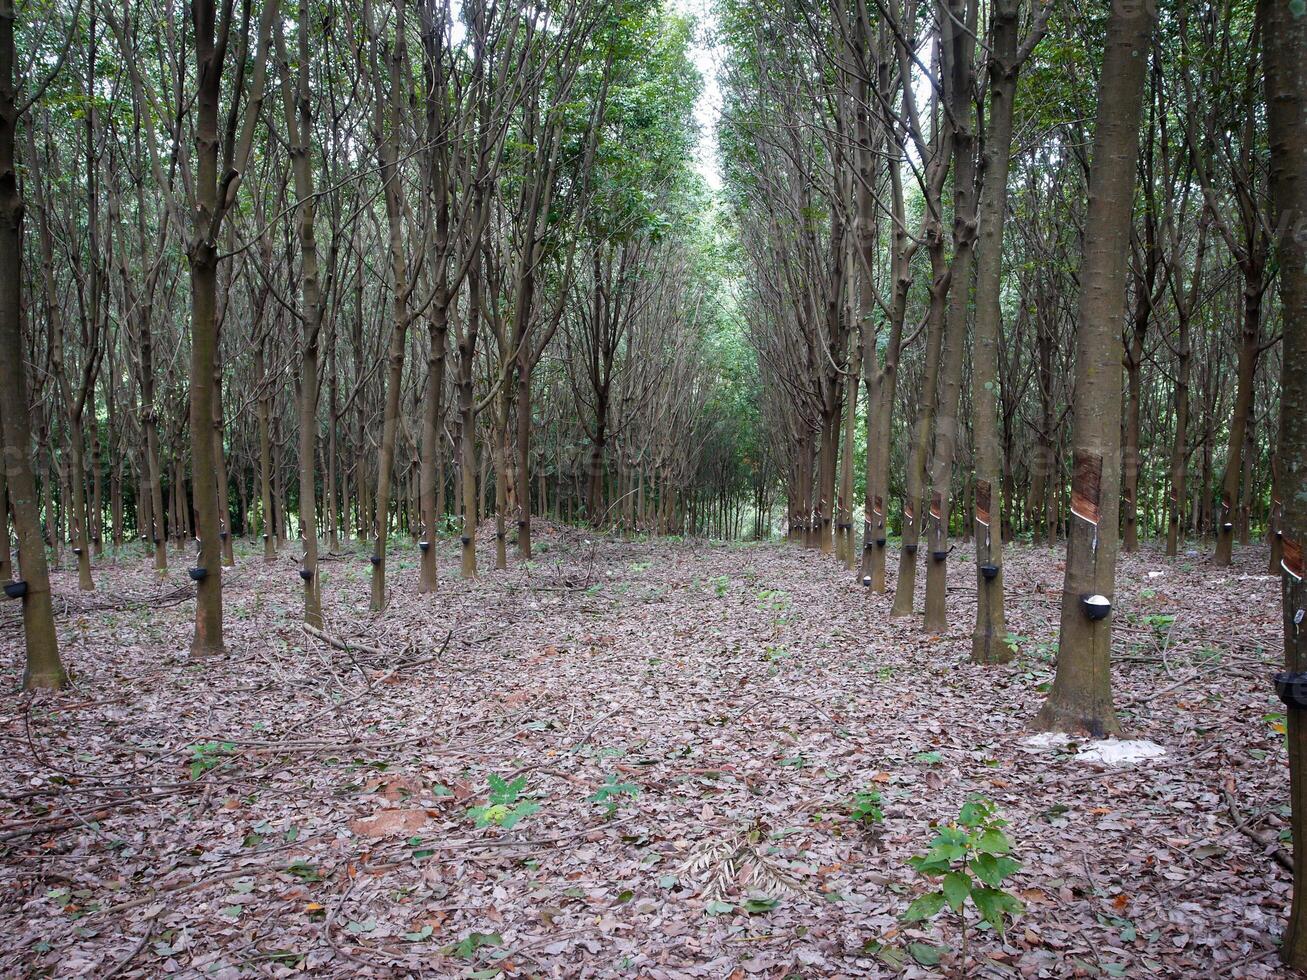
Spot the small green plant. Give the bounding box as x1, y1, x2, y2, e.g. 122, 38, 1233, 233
849, 788, 884, 827
188, 741, 235, 779
903, 796, 1022, 967
1142, 613, 1175, 631
467, 774, 540, 829
448, 931, 502, 959
710, 574, 730, 597
588, 774, 640, 818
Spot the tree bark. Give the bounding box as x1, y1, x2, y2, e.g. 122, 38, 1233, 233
187, 0, 226, 657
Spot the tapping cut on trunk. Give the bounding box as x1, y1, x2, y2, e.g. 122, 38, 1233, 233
975, 480, 991, 529
1070, 450, 1102, 528
1285, 537, 1304, 584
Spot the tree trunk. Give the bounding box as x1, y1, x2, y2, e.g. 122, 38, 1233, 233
1166, 222, 1207, 557
187, 243, 224, 657
186, 0, 226, 657
418, 302, 448, 592
212, 361, 234, 566
1261, 0, 1307, 962
864, 163, 911, 593
924, 0, 979, 633
1215, 272, 1264, 565
838, 324, 861, 570
256, 341, 276, 561
970, 0, 1027, 664
0, 0, 64, 686
277, 7, 323, 626
458, 254, 483, 579
367, 0, 413, 611
891, 225, 949, 619
1036, 0, 1155, 735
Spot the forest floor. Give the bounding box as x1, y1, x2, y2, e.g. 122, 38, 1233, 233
0, 527, 1294, 978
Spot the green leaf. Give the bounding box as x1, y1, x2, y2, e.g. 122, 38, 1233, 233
908, 942, 949, 966
903, 890, 947, 922
971, 886, 1023, 933
346, 919, 376, 934
403, 925, 434, 941
958, 799, 988, 827
972, 853, 1022, 887
705, 901, 735, 916
941, 871, 971, 912
975, 828, 1013, 854
907, 854, 952, 876
741, 896, 779, 914
499, 800, 540, 829
925, 842, 967, 863
452, 931, 503, 958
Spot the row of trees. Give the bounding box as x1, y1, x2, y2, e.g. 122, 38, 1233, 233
1, 0, 1305, 965
0, 0, 773, 683
719, 0, 1293, 677
720, 0, 1305, 963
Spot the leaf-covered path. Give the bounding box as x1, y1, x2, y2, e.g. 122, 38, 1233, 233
0, 530, 1292, 976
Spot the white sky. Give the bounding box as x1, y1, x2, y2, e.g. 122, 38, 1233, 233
673, 0, 724, 191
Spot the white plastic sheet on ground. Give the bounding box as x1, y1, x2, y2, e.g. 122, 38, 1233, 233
1020, 732, 1166, 765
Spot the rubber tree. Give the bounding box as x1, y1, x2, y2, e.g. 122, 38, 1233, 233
890, 15, 954, 620
1260, 0, 1306, 963
969, 0, 1049, 662
0, 0, 64, 688
365, 0, 414, 611
854, 26, 913, 593
185, 0, 277, 657
275, 2, 323, 627
1180, 5, 1271, 567
1164, 216, 1208, 557
31, 129, 98, 593
922, 0, 979, 634
1035, 0, 1155, 735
